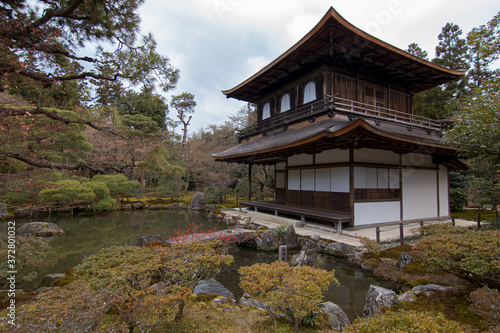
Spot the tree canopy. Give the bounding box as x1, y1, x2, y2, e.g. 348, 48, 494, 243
0, 0, 179, 94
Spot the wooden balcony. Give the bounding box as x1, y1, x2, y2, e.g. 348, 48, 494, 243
237, 95, 443, 141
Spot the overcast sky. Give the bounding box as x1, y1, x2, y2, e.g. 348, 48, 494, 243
138, 0, 498, 133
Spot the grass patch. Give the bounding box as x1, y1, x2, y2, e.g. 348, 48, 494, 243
375, 245, 413, 261
452, 209, 498, 222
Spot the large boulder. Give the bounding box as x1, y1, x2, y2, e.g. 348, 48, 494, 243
17, 222, 64, 237
291, 248, 318, 267
255, 230, 279, 251
131, 202, 143, 209
281, 225, 299, 249
193, 279, 235, 299
398, 291, 416, 303
137, 235, 162, 247
363, 285, 399, 317
320, 301, 351, 332
190, 192, 205, 211
412, 284, 451, 297
324, 242, 357, 258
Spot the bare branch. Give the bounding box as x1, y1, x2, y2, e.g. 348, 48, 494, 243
3, 152, 126, 173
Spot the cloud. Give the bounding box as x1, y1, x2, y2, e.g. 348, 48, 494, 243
139, 0, 499, 132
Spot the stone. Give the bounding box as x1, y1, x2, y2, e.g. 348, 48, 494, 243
380, 258, 397, 266
190, 192, 205, 211
412, 284, 451, 296
398, 291, 416, 303
40, 273, 66, 287
131, 202, 143, 209
299, 237, 320, 251
347, 252, 363, 265
148, 205, 161, 210
0, 203, 9, 219
311, 234, 321, 242
211, 296, 237, 308
239, 293, 267, 310
398, 252, 414, 269
193, 279, 235, 299
150, 282, 168, 295
14, 208, 40, 217
137, 235, 162, 247
255, 230, 279, 251
360, 260, 377, 272
205, 204, 216, 213
122, 204, 132, 210
291, 248, 318, 267
281, 225, 299, 249
320, 301, 351, 332
17, 222, 64, 237
324, 242, 356, 258
363, 285, 399, 317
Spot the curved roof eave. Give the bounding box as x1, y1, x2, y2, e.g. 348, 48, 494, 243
222, 7, 466, 99
212, 119, 459, 162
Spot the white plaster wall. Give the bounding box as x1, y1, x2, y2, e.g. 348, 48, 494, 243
301, 169, 315, 191
331, 167, 350, 193
402, 169, 438, 220
315, 169, 331, 192
288, 170, 301, 190
439, 165, 450, 217
315, 149, 349, 164
354, 148, 399, 165
288, 153, 313, 167
354, 202, 401, 225
389, 169, 400, 189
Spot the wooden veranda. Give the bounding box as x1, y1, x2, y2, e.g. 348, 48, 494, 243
241, 201, 352, 232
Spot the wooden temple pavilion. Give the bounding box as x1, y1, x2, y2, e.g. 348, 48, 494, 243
212, 7, 467, 230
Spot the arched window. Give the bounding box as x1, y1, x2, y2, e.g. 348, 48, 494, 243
280, 93, 291, 112
262, 102, 271, 119
303, 81, 316, 104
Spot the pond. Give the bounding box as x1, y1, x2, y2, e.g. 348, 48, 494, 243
7, 210, 392, 320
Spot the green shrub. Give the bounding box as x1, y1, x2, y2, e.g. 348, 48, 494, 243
204, 186, 223, 204
74, 245, 161, 290
39, 177, 123, 210
412, 230, 500, 284
358, 236, 382, 256
91, 174, 140, 197
344, 309, 464, 333
239, 261, 338, 332
39, 179, 95, 205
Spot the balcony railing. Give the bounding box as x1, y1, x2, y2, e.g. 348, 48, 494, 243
332, 95, 443, 130
237, 95, 443, 141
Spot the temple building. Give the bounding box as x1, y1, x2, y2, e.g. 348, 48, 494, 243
212, 7, 467, 229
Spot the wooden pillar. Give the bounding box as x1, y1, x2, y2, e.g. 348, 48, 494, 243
399, 154, 404, 221
248, 163, 252, 202
349, 148, 355, 228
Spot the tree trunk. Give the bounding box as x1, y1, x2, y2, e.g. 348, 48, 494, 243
491, 197, 498, 211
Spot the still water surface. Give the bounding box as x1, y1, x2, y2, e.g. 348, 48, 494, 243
12, 210, 391, 320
